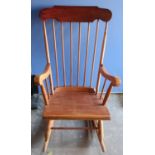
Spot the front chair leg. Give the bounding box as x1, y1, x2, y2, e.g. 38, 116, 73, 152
43, 120, 54, 152
98, 120, 106, 152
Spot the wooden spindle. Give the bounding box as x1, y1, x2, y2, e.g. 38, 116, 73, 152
83, 22, 90, 86
70, 22, 73, 86
61, 22, 66, 86
90, 20, 99, 87
96, 22, 108, 93
49, 74, 54, 94
100, 22, 108, 64
40, 84, 49, 105
100, 78, 107, 99
77, 22, 81, 86
52, 19, 59, 86
45, 79, 50, 99
51, 127, 98, 130
43, 21, 54, 94
96, 72, 100, 94
43, 21, 50, 63
102, 82, 113, 105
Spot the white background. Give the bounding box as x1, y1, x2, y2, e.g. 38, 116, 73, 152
0, 0, 155, 154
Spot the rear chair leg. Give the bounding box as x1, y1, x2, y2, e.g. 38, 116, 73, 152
97, 120, 106, 152
88, 120, 93, 133
43, 120, 54, 152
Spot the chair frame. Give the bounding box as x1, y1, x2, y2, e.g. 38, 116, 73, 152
34, 6, 120, 152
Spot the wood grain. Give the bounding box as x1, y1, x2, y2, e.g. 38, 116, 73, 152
54, 86, 95, 93
43, 91, 111, 120
40, 6, 112, 22
33, 5, 123, 153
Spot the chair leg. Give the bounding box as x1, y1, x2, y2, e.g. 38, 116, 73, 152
88, 120, 93, 133
43, 120, 54, 152
97, 120, 106, 152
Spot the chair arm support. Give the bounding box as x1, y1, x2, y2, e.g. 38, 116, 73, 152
34, 63, 51, 85
99, 64, 121, 86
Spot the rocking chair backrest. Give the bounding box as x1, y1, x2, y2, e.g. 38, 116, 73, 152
39, 6, 112, 95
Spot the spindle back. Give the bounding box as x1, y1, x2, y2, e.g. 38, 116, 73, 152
39, 6, 112, 93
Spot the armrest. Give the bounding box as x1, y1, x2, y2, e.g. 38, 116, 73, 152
34, 63, 51, 85
99, 64, 121, 86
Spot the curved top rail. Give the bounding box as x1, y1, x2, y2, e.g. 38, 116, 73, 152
40, 6, 112, 22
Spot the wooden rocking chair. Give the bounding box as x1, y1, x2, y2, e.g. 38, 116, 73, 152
34, 6, 120, 152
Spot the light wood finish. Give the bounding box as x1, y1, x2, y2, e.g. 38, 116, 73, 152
83, 22, 90, 86
34, 6, 121, 152
99, 64, 120, 86
77, 22, 81, 86
99, 64, 120, 105
52, 19, 59, 86
43, 120, 54, 152
100, 22, 108, 65
97, 120, 106, 152
96, 22, 108, 93
70, 22, 73, 86
91, 119, 106, 151
96, 22, 107, 93
102, 83, 113, 106
43, 21, 50, 63
100, 78, 107, 99
45, 79, 50, 99
34, 63, 51, 85
34, 63, 51, 105
40, 85, 49, 105
61, 22, 66, 86
90, 20, 99, 87
43, 91, 110, 120
54, 86, 95, 93
51, 127, 98, 130
42, 21, 54, 94
49, 73, 54, 94
96, 73, 101, 94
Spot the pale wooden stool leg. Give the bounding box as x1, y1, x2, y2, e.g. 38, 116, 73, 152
98, 120, 106, 152
43, 120, 54, 152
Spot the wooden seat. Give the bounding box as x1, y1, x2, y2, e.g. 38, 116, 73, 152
34, 6, 120, 153
43, 89, 110, 120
